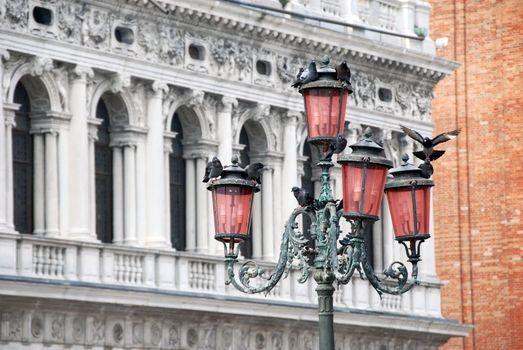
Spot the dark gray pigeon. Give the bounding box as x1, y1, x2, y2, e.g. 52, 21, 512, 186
292, 186, 314, 207
202, 161, 213, 183
291, 61, 318, 88
419, 158, 433, 179
400, 124, 460, 161
336, 60, 351, 84
207, 156, 223, 181
246, 163, 264, 184
325, 134, 348, 159
291, 67, 305, 88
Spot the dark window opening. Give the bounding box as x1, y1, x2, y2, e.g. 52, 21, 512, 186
95, 100, 113, 243
114, 26, 134, 44
13, 82, 33, 234
170, 114, 186, 251
239, 128, 253, 259
33, 7, 53, 25
364, 222, 374, 268
188, 44, 205, 60
378, 87, 392, 102
256, 60, 271, 76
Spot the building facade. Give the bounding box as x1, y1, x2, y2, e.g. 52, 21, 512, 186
0, 0, 470, 349
430, 0, 523, 349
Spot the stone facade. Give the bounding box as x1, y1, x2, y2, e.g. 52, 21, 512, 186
430, 0, 523, 349
0, 0, 469, 349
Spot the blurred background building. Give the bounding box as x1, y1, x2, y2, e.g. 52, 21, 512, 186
0, 0, 471, 348
430, 0, 523, 349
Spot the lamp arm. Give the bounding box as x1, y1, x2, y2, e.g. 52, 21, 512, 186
224, 207, 314, 295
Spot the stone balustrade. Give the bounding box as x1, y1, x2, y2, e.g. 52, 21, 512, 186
0, 232, 442, 318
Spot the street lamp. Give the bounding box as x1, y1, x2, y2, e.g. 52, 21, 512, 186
206, 58, 433, 350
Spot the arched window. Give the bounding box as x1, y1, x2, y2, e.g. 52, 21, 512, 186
239, 128, 253, 259
170, 113, 186, 250
12, 82, 33, 234
95, 100, 113, 243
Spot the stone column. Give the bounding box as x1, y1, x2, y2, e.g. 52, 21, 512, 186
0, 50, 10, 232
195, 156, 209, 253
135, 141, 147, 245
33, 133, 45, 235
112, 146, 124, 244
271, 157, 284, 257
68, 65, 95, 240
185, 158, 196, 251
58, 126, 70, 237
163, 133, 175, 247
382, 198, 394, 267
44, 131, 60, 236
262, 167, 274, 260
145, 81, 170, 248
251, 192, 263, 259
87, 119, 101, 237
282, 110, 300, 218
217, 96, 237, 162
4, 107, 16, 232
123, 144, 137, 245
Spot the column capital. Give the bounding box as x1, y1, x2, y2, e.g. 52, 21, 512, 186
0, 49, 10, 63
151, 81, 169, 98
219, 96, 238, 112
71, 65, 94, 81
283, 109, 302, 126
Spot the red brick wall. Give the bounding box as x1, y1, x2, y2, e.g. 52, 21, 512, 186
430, 1, 523, 349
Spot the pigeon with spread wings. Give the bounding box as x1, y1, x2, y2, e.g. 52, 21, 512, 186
399, 125, 461, 161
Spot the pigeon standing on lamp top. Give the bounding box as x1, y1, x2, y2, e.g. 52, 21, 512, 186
399, 124, 461, 161
291, 61, 318, 88
245, 163, 264, 184
202, 156, 223, 183
418, 158, 434, 179
335, 60, 351, 88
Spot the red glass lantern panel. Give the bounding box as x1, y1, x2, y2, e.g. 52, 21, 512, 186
303, 88, 348, 139
212, 185, 255, 242
386, 186, 431, 238
341, 163, 388, 217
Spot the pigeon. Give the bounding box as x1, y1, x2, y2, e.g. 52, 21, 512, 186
291, 186, 315, 207
399, 125, 461, 161
325, 134, 348, 159
291, 68, 305, 88
246, 162, 264, 184
336, 60, 351, 84
291, 61, 318, 88
419, 158, 433, 179
202, 156, 223, 183
202, 161, 213, 183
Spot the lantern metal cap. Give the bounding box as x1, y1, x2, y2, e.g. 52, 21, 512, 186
206, 156, 260, 192
298, 56, 353, 93
385, 154, 434, 190
337, 128, 392, 168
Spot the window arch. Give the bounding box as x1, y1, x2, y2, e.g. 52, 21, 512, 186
95, 99, 113, 243
170, 113, 186, 250
12, 82, 33, 234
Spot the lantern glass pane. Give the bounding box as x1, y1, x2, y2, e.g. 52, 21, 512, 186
386, 186, 431, 238
212, 185, 254, 241
303, 88, 347, 139
342, 163, 388, 216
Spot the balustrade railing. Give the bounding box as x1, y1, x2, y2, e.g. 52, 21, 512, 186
0, 233, 442, 318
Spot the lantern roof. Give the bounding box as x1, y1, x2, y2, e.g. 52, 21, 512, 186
298, 56, 353, 93
338, 128, 392, 168
385, 154, 434, 190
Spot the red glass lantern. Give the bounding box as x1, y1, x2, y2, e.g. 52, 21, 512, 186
207, 157, 259, 256
298, 59, 352, 147
384, 155, 433, 243
338, 129, 392, 221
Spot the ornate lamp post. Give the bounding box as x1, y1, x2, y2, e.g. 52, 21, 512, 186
206, 58, 434, 350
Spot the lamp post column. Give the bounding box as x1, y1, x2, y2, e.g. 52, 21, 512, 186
314, 270, 335, 350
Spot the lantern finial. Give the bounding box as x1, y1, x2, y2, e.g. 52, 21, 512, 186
401, 154, 410, 164
231, 155, 239, 166
363, 127, 373, 139
320, 55, 330, 67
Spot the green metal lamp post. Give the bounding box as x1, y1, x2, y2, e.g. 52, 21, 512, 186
207, 58, 434, 350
